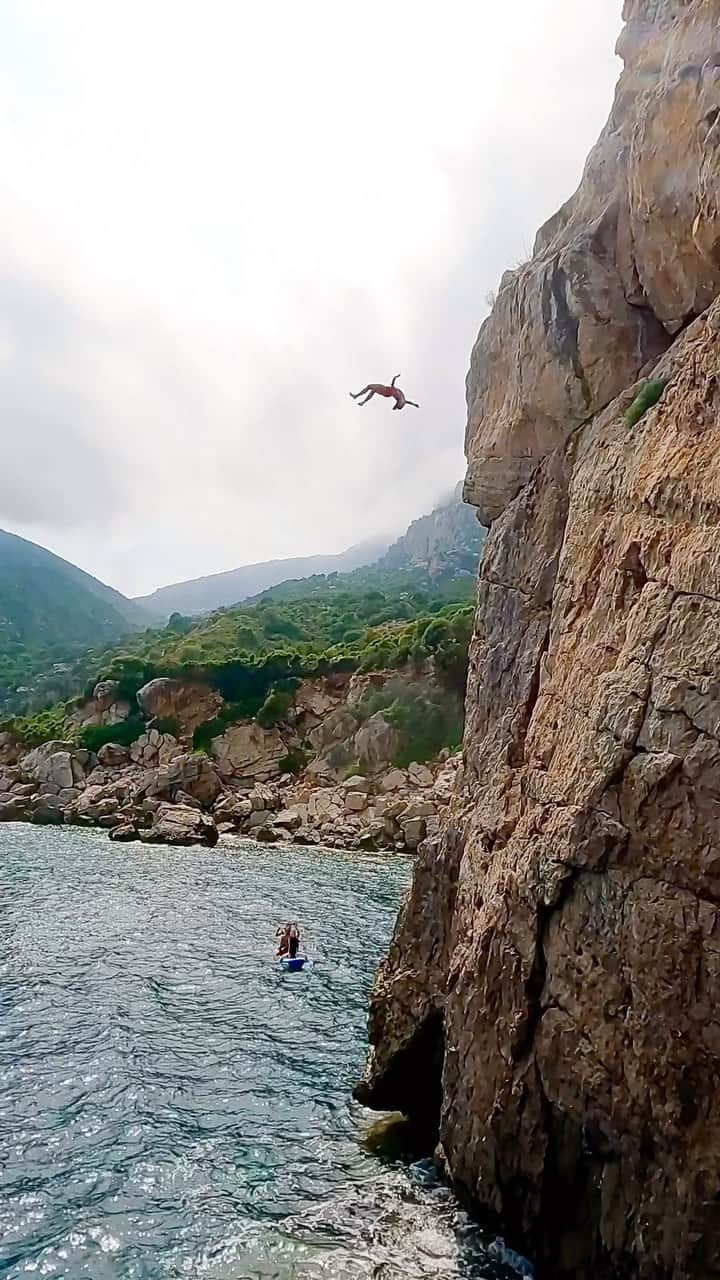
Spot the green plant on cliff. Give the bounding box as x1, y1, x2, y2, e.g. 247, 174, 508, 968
77, 715, 146, 753
255, 679, 301, 728
278, 747, 309, 775
623, 378, 669, 428
353, 677, 463, 767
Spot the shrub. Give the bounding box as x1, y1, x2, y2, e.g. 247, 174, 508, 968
3, 703, 71, 747
624, 378, 669, 428
152, 716, 181, 737
256, 685, 296, 728
78, 715, 146, 753
278, 748, 309, 775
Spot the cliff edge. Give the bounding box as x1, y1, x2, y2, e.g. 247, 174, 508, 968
357, 3, 720, 1277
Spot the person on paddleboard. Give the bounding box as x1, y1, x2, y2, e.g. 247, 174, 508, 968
288, 923, 300, 959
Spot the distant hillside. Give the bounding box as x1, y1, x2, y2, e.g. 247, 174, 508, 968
136, 488, 483, 620
135, 537, 391, 619
0, 529, 148, 707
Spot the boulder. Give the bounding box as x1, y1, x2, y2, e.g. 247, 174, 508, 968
97, 742, 130, 768
69, 680, 132, 729
304, 741, 356, 782
0, 798, 27, 821
407, 762, 434, 788
142, 803, 219, 848
273, 807, 304, 831
109, 823, 140, 843
143, 752, 223, 807
345, 791, 368, 813
248, 784, 280, 812
211, 721, 288, 782
21, 742, 88, 788
57, 787, 80, 806
136, 677, 224, 733
308, 706, 358, 751
253, 825, 279, 843
294, 681, 341, 720
400, 816, 426, 850
0, 732, 21, 766
355, 714, 401, 774
248, 809, 273, 828
30, 800, 64, 825
129, 730, 183, 768
341, 775, 372, 793
174, 789, 202, 810
379, 768, 407, 793
400, 800, 437, 820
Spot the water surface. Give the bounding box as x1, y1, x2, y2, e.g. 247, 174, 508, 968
0, 826, 529, 1279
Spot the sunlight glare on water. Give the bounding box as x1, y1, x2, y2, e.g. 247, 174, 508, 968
0, 826, 530, 1279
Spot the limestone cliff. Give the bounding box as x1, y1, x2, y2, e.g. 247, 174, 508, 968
357, 4, 720, 1277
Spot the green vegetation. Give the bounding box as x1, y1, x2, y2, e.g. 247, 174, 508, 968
77, 716, 145, 754
2, 703, 70, 748
354, 678, 464, 767
0, 529, 148, 712
623, 378, 669, 428
278, 748, 310, 775
2, 573, 477, 754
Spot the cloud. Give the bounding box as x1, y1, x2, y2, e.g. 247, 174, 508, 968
0, 0, 624, 595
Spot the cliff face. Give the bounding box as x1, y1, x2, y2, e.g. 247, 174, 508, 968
357, 4, 720, 1278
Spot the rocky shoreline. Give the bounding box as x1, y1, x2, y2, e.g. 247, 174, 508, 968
0, 724, 459, 854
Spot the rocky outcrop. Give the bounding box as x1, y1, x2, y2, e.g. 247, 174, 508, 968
360, 6, 720, 1279
463, 1, 720, 525
0, 665, 459, 848
68, 680, 132, 729
135, 677, 223, 732
113, 802, 219, 847
211, 720, 289, 782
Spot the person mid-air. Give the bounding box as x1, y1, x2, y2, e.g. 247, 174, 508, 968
350, 374, 419, 411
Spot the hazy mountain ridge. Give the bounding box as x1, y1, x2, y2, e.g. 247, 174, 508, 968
135, 537, 391, 618
135, 488, 482, 619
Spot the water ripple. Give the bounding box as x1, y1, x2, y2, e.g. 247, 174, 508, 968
0, 826, 530, 1279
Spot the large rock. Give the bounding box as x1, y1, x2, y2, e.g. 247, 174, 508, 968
142, 802, 219, 847
354, 713, 401, 774
129, 729, 182, 768
359, 10, 720, 1280
136, 678, 223, 733
97, 742, 130, 768
69, 681, 132, 729
462, 1, 720, 524
211, 721, 288, 782
142, 751, 223, 807
21, 743, 89, 789
0, 732, 21, 766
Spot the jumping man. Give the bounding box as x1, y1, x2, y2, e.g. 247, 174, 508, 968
350, 374, 419, 411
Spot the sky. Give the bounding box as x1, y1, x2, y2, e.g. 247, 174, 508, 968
0, 1, 624, 597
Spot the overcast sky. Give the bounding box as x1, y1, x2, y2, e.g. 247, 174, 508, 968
0, 1, 623, 597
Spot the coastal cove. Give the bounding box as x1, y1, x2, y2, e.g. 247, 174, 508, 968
0, 826, 529, 1280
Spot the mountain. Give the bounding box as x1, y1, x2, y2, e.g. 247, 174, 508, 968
134, 536, 391, 619
378, 483, 483, 579
135, 489, 484, 620
0, 529, 148, 701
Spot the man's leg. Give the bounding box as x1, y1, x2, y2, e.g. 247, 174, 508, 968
350, 385, 372, 400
